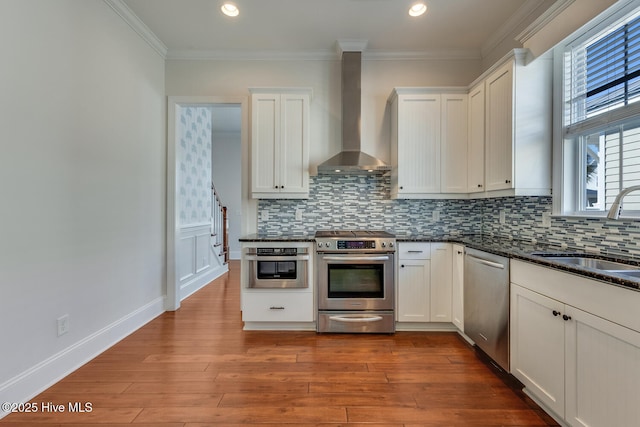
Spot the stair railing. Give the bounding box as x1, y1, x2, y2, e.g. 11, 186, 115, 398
211, 183, 229, 264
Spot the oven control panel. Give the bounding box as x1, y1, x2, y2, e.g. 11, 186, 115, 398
316, 239, 395, 252
337, 240, 376, 250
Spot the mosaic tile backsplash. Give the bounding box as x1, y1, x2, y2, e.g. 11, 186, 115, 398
258, 175, 640, 257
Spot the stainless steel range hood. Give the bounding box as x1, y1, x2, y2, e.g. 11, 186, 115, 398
317, 50, 391, 174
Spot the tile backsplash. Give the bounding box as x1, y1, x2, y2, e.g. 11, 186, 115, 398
258, 175, 640, 257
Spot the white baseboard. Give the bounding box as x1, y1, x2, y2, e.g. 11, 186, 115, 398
242, 322, 316, 331
394, 322, 458, 332
179, 263, 228, 302
0, 296, 165, 419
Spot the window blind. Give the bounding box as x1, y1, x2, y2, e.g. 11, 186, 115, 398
565, 10, 640, 132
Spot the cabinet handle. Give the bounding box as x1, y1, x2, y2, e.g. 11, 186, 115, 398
401, 264, 405, 268
562, 314, 572, 321
477, 184, 483, 188
269, 306, 285, 310
552, 310, 561, 317
457, 250, 463, 255
407, 250, 423, 253
505, 179, 511, 184
400, 186, 404, 190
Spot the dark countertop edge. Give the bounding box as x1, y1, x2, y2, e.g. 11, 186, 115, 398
239, 234, 639, 291
398, 236, 640, 292
239, 236, 315, 242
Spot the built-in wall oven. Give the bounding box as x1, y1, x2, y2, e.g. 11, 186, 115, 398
315, 230, 396, 333
245, 247, 309, 289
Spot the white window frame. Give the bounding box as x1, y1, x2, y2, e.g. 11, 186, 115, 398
553, 1, 640, 219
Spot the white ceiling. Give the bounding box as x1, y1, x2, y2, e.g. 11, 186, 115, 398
122, 0, 558, 59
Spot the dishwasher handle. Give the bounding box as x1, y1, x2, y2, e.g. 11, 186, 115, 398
466, 254, 506, 269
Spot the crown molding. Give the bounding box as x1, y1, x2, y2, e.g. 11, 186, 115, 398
516, 0, 576, 44
166, 48, 481, 62
481, 0, 547, 59
103, 0, 168, 58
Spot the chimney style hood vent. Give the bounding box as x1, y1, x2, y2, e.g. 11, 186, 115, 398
317, 48, 391, 175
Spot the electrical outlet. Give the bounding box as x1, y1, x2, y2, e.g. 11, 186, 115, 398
295, 209, 303, 221
57, 314, 69, 336
432, 210, 440, 221
499, 210, 506, 224
261, 210, 269, 221
542, 212, 552, 228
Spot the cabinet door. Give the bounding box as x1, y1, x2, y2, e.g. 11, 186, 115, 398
451, 244, 464, 331
467, 83, 485, 192
397, 259, 430, 322
251, 94, 280, 194
441, 94, 468, 193
485, 61, 514, 191
280, 93, 309, 195
510, 284, 565, 417
430, 243, 452, 322
397, 94, 441, 194
565, 306, 640, 427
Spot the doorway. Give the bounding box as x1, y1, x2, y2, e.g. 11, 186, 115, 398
167, 96, 247, 311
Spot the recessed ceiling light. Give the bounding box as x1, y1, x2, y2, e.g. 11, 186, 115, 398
409, 2, 427, 17
221, 2, 239, 17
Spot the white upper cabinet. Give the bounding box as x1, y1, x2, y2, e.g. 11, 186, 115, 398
441, 94, 469, 194
250, 89, 311, 199
467, 82, 485, 193
479, 49, 552, 196
389, 89, 468, 198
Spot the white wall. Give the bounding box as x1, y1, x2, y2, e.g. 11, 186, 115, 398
166, 57, 481, 234
0, 0, 166, 406
211, 111, 242, 259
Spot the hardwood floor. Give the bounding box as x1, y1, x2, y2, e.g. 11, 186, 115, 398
2, 261, 558, 426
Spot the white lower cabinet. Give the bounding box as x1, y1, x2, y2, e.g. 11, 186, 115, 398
451, 244, 464, 331
242, 292, 313, 323
397, 243, 431, 322
396, 242, 453, 324
511, 260, 640, 427
430, 243, 452, 322
511, 284, 566, 416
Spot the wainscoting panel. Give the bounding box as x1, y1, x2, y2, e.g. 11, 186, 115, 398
178, 223, 227, 301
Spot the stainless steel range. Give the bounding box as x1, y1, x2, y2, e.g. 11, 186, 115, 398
315, 230, 396, 333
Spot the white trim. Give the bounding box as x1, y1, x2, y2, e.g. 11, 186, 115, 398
167, 96, 250, 311
242, 322, 316, 331
395, 322, 458, 332
180, 264, 227, 302
166, 48, 483, 62
0, 297, 165, 419
481, 0, 546, 59
102, 0, 168, 58
516, 0, 576, 45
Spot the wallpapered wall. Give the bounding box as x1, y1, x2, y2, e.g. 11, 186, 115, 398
258, 175, 640, 257
178, 107, 212, 225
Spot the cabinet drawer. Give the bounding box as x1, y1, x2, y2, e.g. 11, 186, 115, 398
398, 243, 431, 259
242, 292, 313, 322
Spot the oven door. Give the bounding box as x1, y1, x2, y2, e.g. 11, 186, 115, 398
317, 253, 394, 311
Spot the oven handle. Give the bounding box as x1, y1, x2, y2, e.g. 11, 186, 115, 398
329, 315, 383, 323
244, 255, 310, 262
322, 256, 390, 262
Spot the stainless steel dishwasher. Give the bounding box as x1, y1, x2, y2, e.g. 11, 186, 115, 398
464, 247, 510, 371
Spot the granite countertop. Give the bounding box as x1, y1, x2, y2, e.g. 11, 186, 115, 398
239, 232, 640, 291
239, 233, 315, 242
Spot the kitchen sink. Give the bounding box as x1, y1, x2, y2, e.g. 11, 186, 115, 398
541, 256, 639, 271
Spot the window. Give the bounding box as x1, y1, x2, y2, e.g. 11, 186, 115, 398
562, 6, 640, 216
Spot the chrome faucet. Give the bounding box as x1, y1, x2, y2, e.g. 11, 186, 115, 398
606, 185, 640, 219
